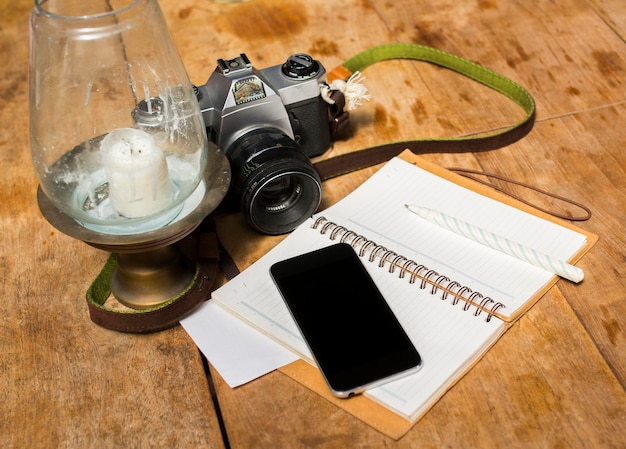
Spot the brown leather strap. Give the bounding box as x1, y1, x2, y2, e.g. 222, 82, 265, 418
313, 118, 535, 180
86, 219, 221, 333
328, 89, 351, 137
315, 43, 537, 180
216, 238, 241, 282
448, 167, 592, 221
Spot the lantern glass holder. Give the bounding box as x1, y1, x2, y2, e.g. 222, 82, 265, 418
29, 0, 231, 309
37, 145, 230, 309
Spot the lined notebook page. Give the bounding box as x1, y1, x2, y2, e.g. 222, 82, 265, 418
211, 156, 589, 421
320, 158, 588, 320
211, 222, 506, 420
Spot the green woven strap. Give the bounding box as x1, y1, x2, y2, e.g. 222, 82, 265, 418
315, 43, 536, 180
85, 223, 221, 333
342, 43, 534, 114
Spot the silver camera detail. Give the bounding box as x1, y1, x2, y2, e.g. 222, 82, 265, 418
195, 53, 333, 235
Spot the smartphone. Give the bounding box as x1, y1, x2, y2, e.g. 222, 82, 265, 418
270, 242, 422, 398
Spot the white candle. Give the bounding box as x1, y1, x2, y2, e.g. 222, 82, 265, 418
100, 128, 173, 218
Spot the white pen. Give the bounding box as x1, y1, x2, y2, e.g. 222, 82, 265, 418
404, 204, 584, 283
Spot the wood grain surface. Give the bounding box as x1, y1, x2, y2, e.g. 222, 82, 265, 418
1, 0, 624, 447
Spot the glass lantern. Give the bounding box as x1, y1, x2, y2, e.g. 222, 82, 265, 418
30, 0, 208, 235
29, 0, 230, 310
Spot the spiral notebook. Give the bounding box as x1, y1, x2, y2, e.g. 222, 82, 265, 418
210, 150, 596, 438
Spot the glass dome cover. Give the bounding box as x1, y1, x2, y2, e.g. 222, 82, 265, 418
29, 0, 208, 235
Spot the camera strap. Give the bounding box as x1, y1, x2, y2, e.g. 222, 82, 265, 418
84, 43, 589, 333
85, 218, 223, 333
315, 43, 536, 180
317, 43, 590, 220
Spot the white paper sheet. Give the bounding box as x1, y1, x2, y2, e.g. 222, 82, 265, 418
180, 301, 298, 388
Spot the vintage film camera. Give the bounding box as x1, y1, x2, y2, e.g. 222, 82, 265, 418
194, 53, 334, 235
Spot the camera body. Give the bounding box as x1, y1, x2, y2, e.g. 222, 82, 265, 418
196, 53, 331, 158
195, 53, 332, 235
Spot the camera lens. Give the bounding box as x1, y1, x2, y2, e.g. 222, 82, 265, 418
226, 129, 322, 235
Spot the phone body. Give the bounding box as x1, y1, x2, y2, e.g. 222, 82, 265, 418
270, 242, 422, 398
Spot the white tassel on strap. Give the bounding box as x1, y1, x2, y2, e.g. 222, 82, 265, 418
320, 71, 371, 111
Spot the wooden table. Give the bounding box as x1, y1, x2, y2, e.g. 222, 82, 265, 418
2, 0, 624, 447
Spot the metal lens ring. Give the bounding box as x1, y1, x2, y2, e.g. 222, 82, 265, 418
227, 129, 322, 235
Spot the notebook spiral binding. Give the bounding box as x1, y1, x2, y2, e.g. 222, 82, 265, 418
312, 216, 506, 322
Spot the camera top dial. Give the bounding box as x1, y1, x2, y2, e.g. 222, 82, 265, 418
281, 54, 321, 80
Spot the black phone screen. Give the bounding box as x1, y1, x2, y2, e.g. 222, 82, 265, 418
270, 243, 422, 397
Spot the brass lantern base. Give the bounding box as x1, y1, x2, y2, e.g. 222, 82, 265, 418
110, 246, 196, 309
37, 146, 230, 310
